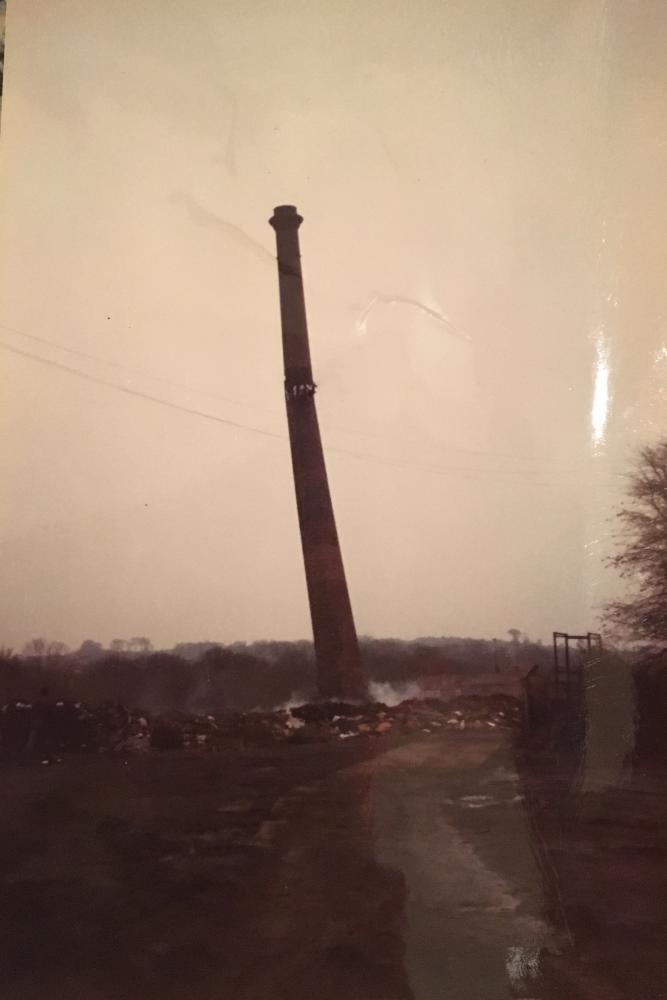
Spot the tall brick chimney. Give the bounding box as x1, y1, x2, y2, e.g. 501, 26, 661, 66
269, 205, 366, 700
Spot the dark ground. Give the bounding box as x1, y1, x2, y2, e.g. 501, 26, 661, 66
517, 746, 667, 1000
1, 729, 665, 999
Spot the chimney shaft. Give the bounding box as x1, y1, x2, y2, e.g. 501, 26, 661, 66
269, 205, 366, 700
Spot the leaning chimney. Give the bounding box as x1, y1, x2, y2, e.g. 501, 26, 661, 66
269, 205, 366, 700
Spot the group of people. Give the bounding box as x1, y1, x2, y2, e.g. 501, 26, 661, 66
1, 687, 59, 762
285, 381, 317, 399
1, 694, 136, 762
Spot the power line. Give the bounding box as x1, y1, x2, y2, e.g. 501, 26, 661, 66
0, 321, 279, 418
324, 441, 621, 489
0, 320, 628, 474
0, 338, 624, 490
0, 339, 287, 441
0, 320, 547, 463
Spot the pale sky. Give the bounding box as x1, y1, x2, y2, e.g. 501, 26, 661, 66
1, 0, 666, 651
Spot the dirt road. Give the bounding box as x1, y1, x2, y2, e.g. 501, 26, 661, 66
0, 730, 561, 999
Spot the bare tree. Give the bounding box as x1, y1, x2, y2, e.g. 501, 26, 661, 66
130, 637, 152, 654
22, 638, 68, 659
23, 638, 48, 658
605, 439, 667, 644
78, 639, 104, 660
46, 641, 69, 657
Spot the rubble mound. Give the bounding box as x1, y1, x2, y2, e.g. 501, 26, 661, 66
150, 718, 185, 750
1, 692, 521, 757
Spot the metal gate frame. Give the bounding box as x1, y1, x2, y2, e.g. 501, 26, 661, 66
553, 631, 603, 703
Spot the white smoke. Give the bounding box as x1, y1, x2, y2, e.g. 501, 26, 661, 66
368, 680, 426, 706
274, 681, 429, 711
274, 691, 313, 713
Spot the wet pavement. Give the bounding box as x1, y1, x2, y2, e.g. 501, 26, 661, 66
367, 735, 556, 999
0, 727, 664, 998
240, 730, 552, 1000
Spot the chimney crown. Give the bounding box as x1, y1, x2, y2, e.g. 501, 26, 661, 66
269, 205, 303, 230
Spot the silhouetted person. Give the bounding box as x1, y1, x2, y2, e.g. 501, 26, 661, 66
523, 665, 550, 727
0, 700, 31, 759
29, 686, 55, 763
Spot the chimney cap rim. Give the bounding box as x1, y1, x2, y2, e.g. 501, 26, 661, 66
269, 205, 303, 229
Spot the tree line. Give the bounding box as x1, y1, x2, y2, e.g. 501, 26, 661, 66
3, 437, 666, 711
0, 633, 549, 715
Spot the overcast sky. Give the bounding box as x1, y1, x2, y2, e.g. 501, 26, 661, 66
0, 0, 665, 651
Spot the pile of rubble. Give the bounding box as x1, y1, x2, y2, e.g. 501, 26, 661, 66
284, 694, 520, 743
1, 693, 521, 758
141, 694, 520, 751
